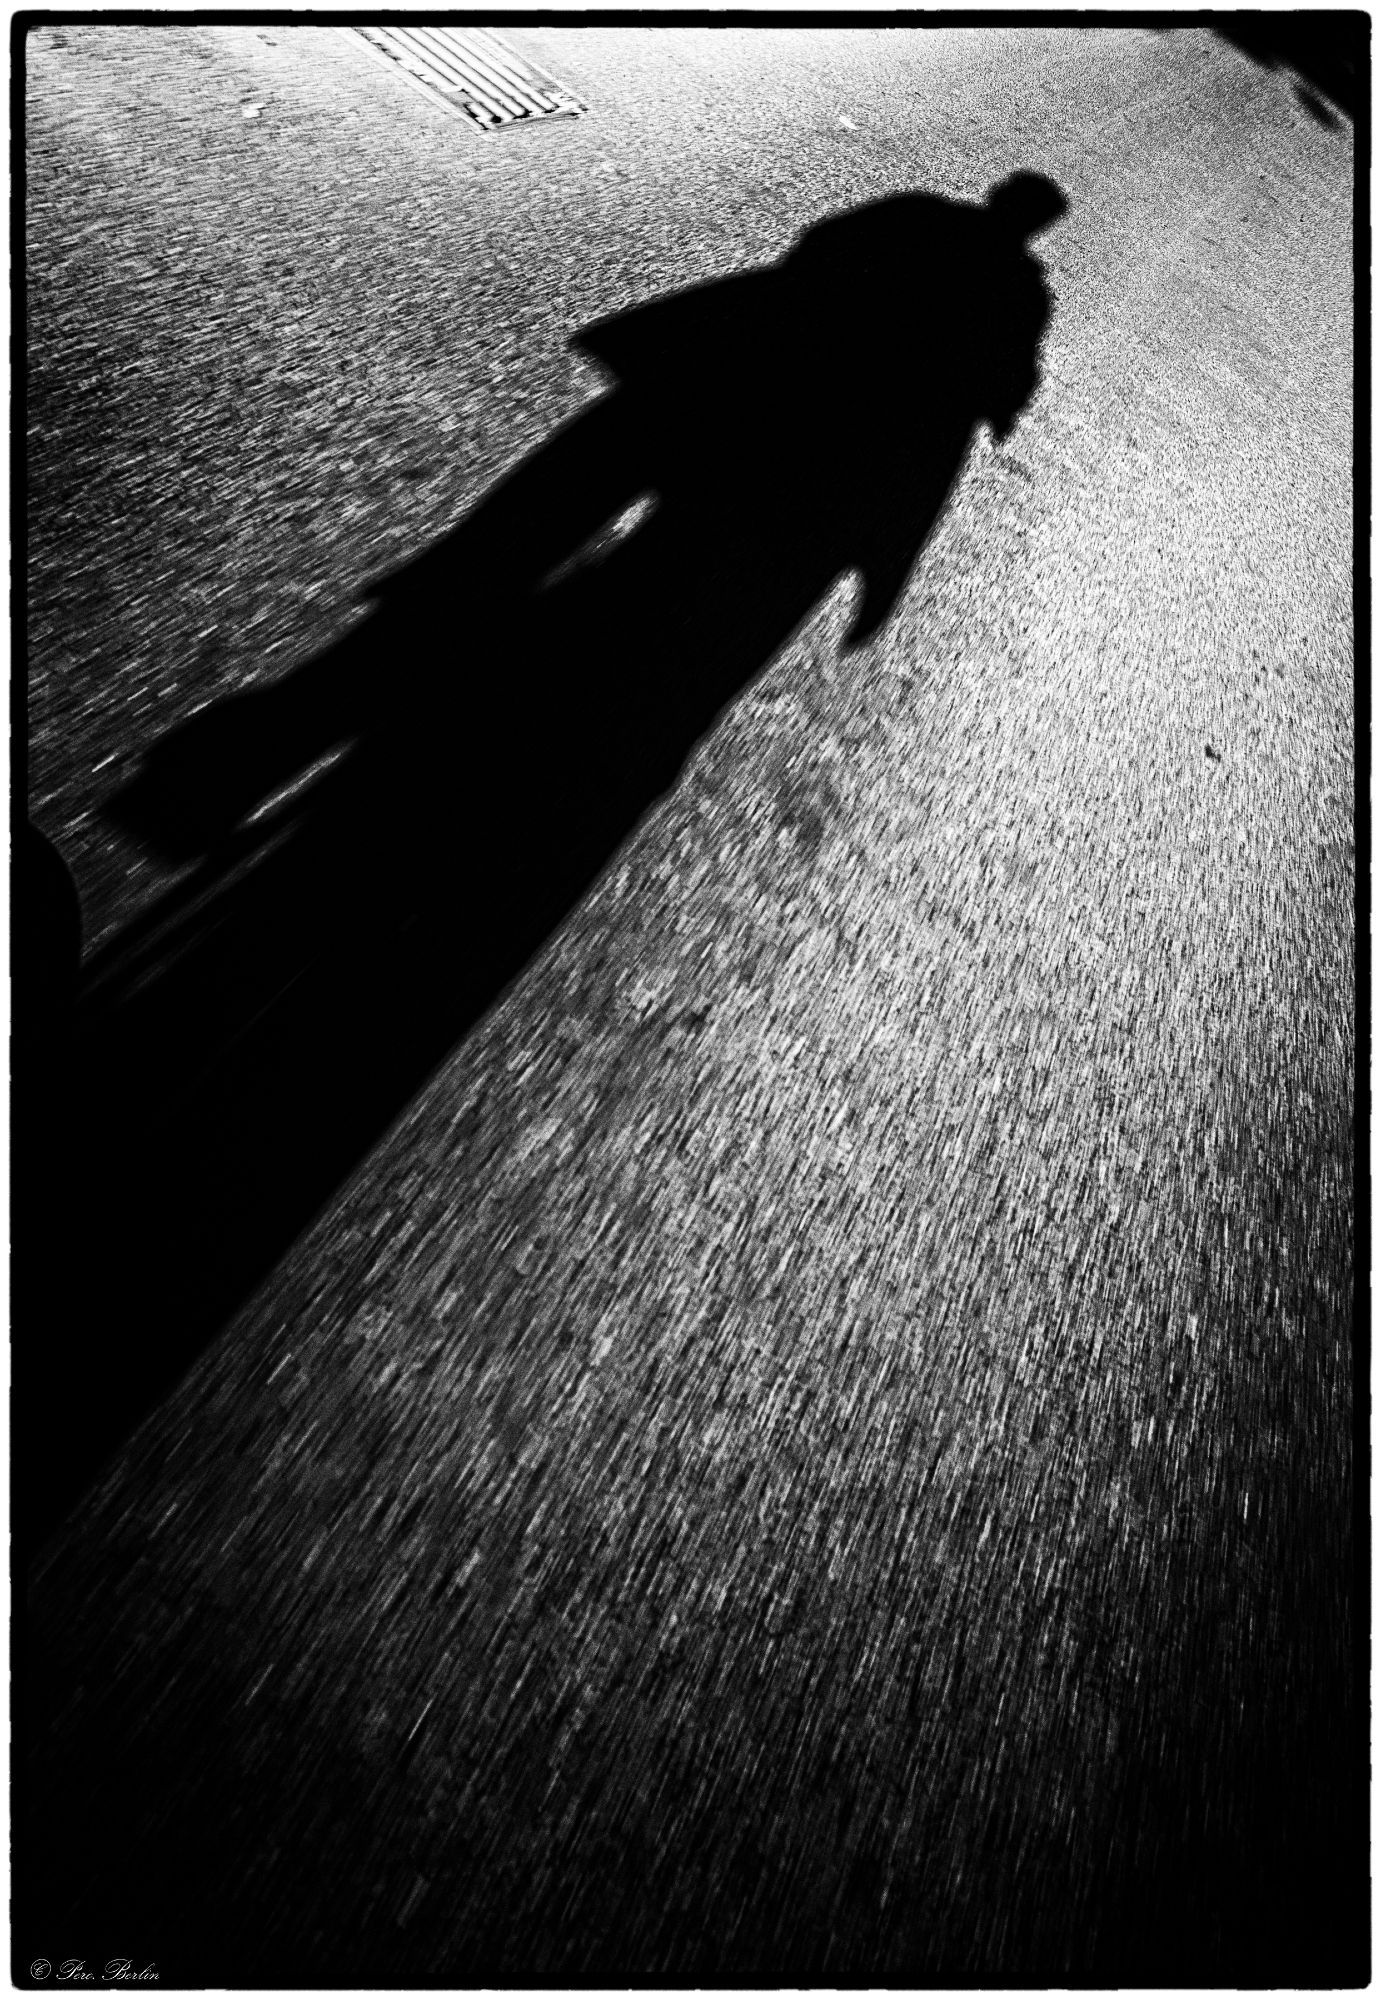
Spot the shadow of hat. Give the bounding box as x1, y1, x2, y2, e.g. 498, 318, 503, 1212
986, 172, 1069, 240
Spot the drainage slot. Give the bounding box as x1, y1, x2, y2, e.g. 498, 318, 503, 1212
344, 25, 584, 129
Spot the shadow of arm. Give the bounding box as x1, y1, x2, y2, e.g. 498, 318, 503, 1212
843, 545, 921, 649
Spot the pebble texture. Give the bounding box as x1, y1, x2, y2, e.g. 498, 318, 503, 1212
20, 23, 1359, 1987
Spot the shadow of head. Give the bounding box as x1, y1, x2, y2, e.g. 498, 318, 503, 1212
988, 170, 1069, 238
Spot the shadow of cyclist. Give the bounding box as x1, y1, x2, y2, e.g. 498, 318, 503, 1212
28, 171, 1067, 1546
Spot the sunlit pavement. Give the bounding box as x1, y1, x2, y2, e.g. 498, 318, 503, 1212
19, 24, 1360, 1986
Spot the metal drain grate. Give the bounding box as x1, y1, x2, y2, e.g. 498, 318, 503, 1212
343, 25, 584, 130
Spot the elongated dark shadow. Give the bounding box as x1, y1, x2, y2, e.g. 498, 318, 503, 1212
18, 172, 1068, 1548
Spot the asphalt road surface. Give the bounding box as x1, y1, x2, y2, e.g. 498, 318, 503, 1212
18, 22, 1362, 1987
